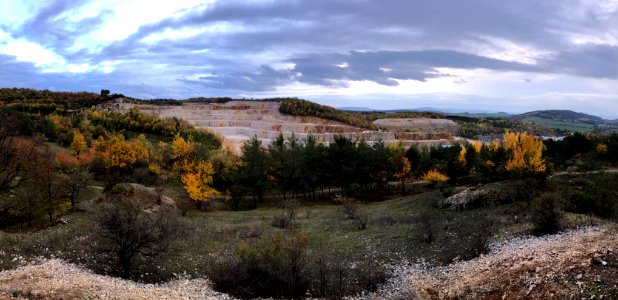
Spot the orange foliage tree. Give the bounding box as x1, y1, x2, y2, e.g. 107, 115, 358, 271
503, 131, 546, 174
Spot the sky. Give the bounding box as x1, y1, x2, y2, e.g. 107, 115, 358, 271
0, 1, 617, 118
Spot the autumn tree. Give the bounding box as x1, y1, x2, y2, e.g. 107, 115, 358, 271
70, 130, 86, 155
171, 133, 196, 173
93, 135, 149, 188
56, 152, 92, 210
503, 131, 546, 175
181, 161, 218, 208
389, 142, 411, 191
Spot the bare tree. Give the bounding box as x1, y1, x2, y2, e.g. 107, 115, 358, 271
95, 198, 185, 279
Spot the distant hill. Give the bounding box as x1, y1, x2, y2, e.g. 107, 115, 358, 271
511, 110, 608, 133
338, 106, 377, 112
513, 110, 605, 124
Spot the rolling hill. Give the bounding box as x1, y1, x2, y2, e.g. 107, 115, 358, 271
511, 110, 611, 133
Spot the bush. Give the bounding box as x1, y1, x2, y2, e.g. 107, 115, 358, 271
438, 216, 493, 263
208, 230, 309, 299
336, 196, 367, 230
566, 172, 618, 221
271, 213, 294, 229
530, 192, 561, 236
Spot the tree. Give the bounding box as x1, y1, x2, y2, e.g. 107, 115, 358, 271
181, 161, 218, 207
100, 89, 110, 98
389, 142, 411, 191
31, 145, 67, 223
0, 129, 40, 226
95, 198, 184, 279
70, 130, 86, 155
268, 133, 289, 200
237, 136, 270, 208
56, 152, 92, 210
503, 131, 546, 175
171, 133, 196, 172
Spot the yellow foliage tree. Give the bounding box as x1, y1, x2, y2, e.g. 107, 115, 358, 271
596, 143, 608, 154
422, 169, 449, 184
471, 141, 482, 153
171, 134, 196, 172
503, 131, 546, 174
70, 130, 86, 155
98, 135, 149, 169
107, 138, 138, 168
389, 142, 412, 187
181, 161, 217, 204
458, 146, 467, 166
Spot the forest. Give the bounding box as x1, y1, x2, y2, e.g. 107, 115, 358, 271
1, 88, 618, 298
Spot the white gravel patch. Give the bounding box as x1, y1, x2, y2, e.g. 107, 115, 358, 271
348, 226, 617, 299
0, 259, 235, 299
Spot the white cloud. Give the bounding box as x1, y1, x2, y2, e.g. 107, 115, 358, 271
69, 0, 212, 52
0, 39, 66, 71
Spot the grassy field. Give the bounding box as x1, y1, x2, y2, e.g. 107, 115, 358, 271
521, 116, 595, 132
0, 177, 613, 298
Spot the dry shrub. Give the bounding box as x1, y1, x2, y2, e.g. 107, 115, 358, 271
336, 195, 367, 230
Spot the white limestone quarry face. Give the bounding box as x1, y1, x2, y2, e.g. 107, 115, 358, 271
107, 100, 460, 153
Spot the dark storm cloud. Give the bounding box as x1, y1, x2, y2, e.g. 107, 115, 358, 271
1, 0, 616, 98
182, 49, 545, 91
76, 0, 615, 91
545, 45, 618, 79
180, 65, 294, 91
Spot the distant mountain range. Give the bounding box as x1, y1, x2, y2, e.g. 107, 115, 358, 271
338, 106, 513, 115
339, 106, 612, 121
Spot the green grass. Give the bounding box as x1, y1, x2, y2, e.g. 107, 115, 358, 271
1, 179, 612, 292
521, 116, 595, 133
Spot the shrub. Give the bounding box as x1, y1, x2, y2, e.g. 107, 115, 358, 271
438, 216, 494, 263
422, 169, 449, 184
530, 192, 561, 235
336, 195, 367, 230
271, 213, 294, 229
208, 230, 309, 299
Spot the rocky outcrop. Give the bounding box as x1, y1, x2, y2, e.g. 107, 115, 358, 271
437, 185, 505, 210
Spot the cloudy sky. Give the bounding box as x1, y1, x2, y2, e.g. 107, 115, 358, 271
1, 1, 617, 117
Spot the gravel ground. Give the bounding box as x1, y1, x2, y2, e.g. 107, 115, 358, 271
350, 226, 618, 300
0, 259, 235, 299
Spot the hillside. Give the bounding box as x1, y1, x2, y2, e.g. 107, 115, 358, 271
514, 110, 605, 124
509, 110, 609, 133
